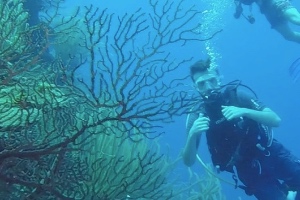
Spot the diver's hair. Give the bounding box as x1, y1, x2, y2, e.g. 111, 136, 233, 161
190, 58, 217, 81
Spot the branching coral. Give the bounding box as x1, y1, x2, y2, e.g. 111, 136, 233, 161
0, 0, 29, 54
0, 77, 70, 130
39, 0, 85, 62
0, 0, 52, 85
77, 129, 179, 199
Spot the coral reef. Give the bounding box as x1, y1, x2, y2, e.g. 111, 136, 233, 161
0, 0, 224, 199
0, 0, 29, 54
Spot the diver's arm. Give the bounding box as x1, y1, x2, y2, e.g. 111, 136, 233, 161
222, 106, 281, 127
242, 107, 281, 127
183, 115, 210, 167
182, 132, 201, 167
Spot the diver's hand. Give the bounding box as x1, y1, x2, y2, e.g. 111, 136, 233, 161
189, 113, 210, 137
221, 106, 246, 121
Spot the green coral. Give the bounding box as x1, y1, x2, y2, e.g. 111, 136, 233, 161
0, 79, 70, 129
80, 132, 176, 199
0, 0, 29, 55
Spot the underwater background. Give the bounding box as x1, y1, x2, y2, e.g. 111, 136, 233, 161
2, 0, 300, 199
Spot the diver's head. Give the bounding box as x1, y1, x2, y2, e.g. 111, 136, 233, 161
190, 58, 221, 99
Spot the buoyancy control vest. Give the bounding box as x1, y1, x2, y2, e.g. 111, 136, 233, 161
200, 83, 273, 172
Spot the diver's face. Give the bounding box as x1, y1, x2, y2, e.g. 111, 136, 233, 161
193, 72, 221, 96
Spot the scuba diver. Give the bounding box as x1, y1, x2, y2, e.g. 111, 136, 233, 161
233, 0, 300, 44
182, 58, 300, 199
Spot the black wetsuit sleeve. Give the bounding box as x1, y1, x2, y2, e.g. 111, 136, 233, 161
236, 90, 266, 111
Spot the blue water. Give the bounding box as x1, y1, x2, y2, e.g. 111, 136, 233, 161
61, 0, 300, 199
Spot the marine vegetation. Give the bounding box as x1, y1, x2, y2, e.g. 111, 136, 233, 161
0, 0, 224, 199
